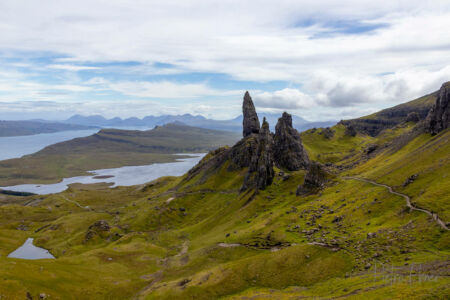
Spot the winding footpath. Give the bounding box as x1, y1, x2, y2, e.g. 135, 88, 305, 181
61, 195, 92, 211
343, 176, 448, 231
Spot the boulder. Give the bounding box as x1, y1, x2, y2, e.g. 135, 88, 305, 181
321, 127, 335, 139
89, 220, 110, 231
273, 112, 309, 171
297, 161, 330, 194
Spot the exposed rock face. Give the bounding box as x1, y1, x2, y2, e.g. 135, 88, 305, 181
425, 82, 450, 135
228, 135, 259, 170
344, 124, 357, 137
273, 112, 309, 171
242, 91, 260, 137
405, 112, 420, 123
296, 161, 329, 194
242, 118, 274, 190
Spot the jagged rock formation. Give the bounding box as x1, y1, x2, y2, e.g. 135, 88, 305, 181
425, 82, 450, 135
273, 112, 309, 171
242, 118, 274, 190
184, 92, 309, 192
242, 91, 260, 137
296, 161, 330, 194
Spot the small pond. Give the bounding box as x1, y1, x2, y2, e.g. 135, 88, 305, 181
7, 238, 55, 260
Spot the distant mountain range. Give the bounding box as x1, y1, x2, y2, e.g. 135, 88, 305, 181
64, 113, 336, 132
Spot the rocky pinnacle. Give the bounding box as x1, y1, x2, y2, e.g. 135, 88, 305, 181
242, 91, 260, 137
273, 112, 309, 171
242, 117, 274, 190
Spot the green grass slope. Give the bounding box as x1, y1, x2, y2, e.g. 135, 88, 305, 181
0, 92, 448, 299
0, 124, 448, 299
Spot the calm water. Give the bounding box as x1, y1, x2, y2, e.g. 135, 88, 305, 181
0, 129, 99, 161
0, 154, 205, 195
8, 238, 55, 259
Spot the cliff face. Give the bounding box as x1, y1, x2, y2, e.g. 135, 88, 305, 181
425, 82, 450, 135
273, 112, 309, 171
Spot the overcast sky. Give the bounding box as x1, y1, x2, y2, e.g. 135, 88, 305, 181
0, 0, 449, 121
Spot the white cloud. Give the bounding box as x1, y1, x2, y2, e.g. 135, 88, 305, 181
254, 88, 314, 109
0, 1, 449, 120
304, 66, 450, 107
47, 64, 100, 71
106, 81, 242, 98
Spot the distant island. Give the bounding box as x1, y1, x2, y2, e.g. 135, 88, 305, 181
0, 120, 95, 137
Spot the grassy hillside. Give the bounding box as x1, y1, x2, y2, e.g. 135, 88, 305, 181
0, 120, 94, 137
0, 123, 240, 186
0, 127, 448, 299
0, 91, 448, 299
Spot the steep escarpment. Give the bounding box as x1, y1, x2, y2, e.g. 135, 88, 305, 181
424, 81, 450, 135
340, 91, 437, 136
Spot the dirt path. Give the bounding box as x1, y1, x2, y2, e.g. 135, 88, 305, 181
61, 195, 92, 211
344, 176, 448, 231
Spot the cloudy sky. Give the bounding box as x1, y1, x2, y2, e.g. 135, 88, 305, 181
0, 0, 449, 121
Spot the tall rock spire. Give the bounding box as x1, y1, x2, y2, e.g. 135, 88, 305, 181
425, 82, 450, 135
273, 112, 309, 170
242, 91, 260, 137
242, 117, 274, 191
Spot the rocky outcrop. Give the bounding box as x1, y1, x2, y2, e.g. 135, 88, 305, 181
242, 118, 274, 190
273, 112, 309, 171
84, 220, 110, 242
425, 82, 450, 135
344, 124, 357, 137
405, 112, 420, 123
296, 162, 329, 194
321, 127, 334, 139
184, 91, 309, 192
242, 91, 260, 137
